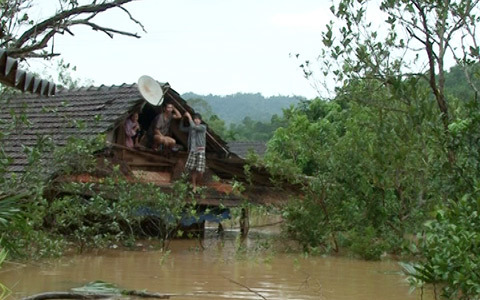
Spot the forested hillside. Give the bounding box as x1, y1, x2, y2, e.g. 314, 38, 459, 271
182, 66, 476, 142
182, 92, 305, 124
444, 63, 480, 101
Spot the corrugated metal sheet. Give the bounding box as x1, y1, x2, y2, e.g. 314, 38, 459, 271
0, 49, 55, 96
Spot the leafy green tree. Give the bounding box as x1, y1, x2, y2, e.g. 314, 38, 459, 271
306, 0, 480, 165
277, 0, 480, 296
403, 195, 480, 299
266, 78, 444, 259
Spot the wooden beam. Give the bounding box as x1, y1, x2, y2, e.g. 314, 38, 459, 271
240, 207, 249, 237
207, 159, 273, 186
127, 162, 172, 167
108, 142, 177, 164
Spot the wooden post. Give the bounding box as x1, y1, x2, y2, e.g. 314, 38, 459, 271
116, 123, 126, 160
240, 207, 249, 237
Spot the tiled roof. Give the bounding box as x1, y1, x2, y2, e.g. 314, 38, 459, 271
1, 84, 144, 174
228, 141, 267, 158
1, 83, 232, 176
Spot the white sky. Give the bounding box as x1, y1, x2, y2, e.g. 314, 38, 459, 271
31, 0, 334, 99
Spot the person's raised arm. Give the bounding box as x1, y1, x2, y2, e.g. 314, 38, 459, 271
179, 114, 190, 132
184, 111, 193, 126
172, 106, 182, 119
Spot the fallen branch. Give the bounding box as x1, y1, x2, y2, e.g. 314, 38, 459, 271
22, 292, 112, 300
22, 290, 171, 300
223, 276, 267, 300
123, 290, 171, 299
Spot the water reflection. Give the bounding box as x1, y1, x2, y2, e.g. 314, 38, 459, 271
1, 227, 433, 300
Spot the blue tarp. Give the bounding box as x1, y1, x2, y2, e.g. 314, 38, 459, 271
134, 206, 231, 226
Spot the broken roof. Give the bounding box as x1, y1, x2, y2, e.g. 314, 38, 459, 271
0, 83, 231, 175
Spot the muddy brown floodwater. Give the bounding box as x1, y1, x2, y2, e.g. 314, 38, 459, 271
1, 227, 434, 300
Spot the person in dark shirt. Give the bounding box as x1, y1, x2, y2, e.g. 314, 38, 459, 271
146, 102, 181, 151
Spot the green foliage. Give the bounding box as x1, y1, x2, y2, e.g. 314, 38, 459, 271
264, 76, 451, 260
448, 98, 480, 197
0, 122, 192, 258
53, 58, 94, 89
71, 280, 170, 298
279, 5, 480, 299
344, 226, 390, 261
0, 247, 11, 300
48, 174, 189, 252
0, 131, 61, 258
71, 280, 120, 294
281, 196, 332, 252
404, 195, 480, 299
53, 134, 106, 175
227, 114, 287, 141
265, 3, 480, 299
0, 194, 21, 227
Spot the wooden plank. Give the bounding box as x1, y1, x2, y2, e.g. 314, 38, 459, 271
207, 159, 273, 186
128, 162, 172, 167
123, 151, 173, 164
109, 142, 178, 164
196, 199, 240, 207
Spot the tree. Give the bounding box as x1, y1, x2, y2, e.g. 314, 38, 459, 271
286, 1, 480, 296
0, 0, 145, 59
309, 0, 480, 164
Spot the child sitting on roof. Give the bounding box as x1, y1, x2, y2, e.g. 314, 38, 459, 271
180, 111, 207, 192
125, 112, 141, 148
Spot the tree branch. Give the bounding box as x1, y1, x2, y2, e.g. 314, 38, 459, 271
224, 276, 267, 300
81, 21, 141, 39
22, 290, 171, 300
118, 5, 147, 33
22, 292, 112, 300
9, 0, 144, 58
9, 29, 58, 57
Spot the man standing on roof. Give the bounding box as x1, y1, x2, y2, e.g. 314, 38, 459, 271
180, 111, 207, 192
147, 102, 182, 151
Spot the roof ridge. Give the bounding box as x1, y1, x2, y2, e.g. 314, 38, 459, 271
55, 82, 139, 93
228, 141, 267, 144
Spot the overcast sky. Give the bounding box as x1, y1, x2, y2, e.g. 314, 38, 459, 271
31, 0, 333, 99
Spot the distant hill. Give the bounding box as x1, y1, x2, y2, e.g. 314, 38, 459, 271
444, 63, 480, 101
182, 92, 305, 124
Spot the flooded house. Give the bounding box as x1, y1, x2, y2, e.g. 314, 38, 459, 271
0, 52, 293, 235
